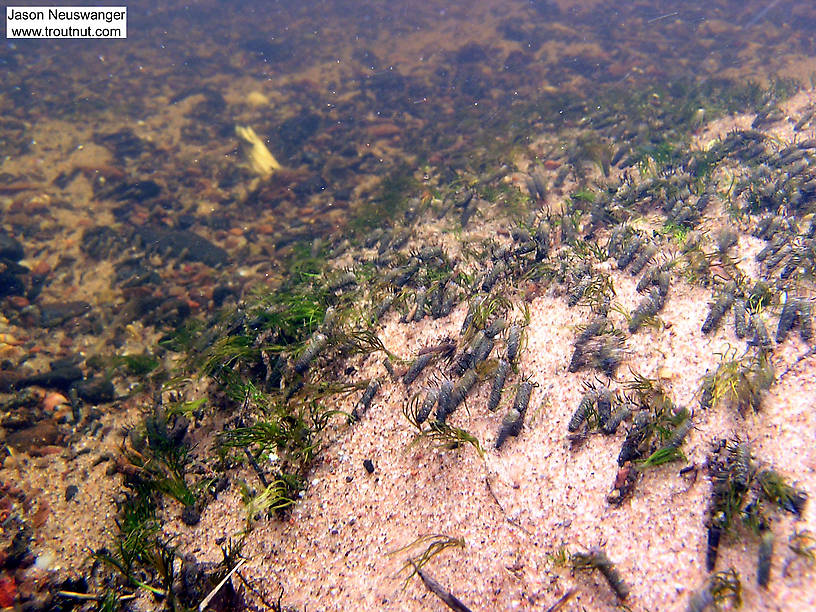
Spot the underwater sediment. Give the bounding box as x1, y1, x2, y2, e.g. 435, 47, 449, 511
2, 1, 816, 610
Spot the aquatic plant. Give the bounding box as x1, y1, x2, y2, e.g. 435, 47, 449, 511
391, 534, 466, 588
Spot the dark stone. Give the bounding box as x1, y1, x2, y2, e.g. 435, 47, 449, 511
65, 485, 79, 502
211, 285, 236, 307
334, 187, 352, 201
277, 112, 322, 158
455, 65, 488, 98
291, 174, 327, 196
58, 576, 88, 595
104, 179, 162, 203
181, 504, 201, 526
176, 558, 209, 607
114, 258, 161, 288
73, 377, 115, 404
133, 226, 228, 267
352, 47, 381, 70
5, 523, 32, 569
6, 421, 60, 452
189, 90, 227, 119
53, 168, 80, 189
504, 51, 533, 72
0, 370, 20, 392
365, 70, 406, 95
0, 229, 24, 261
16, 365, 83, 391
175, 213, 197, 230
499, 21, 529, 42
455, 42, 489, 64
93, 129, 145, 160
243, 38, 294, 62
26, 275, 45, 301
145, 412, 188, 452
213, 476, 230, 494
363, 459, 375, 474
529, 0, 561, 16
38, 301, 91, 328
0, 269, 25, 297
136, 296, 191, 327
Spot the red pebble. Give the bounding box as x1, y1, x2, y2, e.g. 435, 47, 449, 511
0, 574, 16, 607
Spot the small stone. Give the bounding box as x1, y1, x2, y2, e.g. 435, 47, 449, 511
0, 229, 24, 261
181, 504, 201, 526
42, 392, 69, 412
363, 459, 375, 474
73, 377, 115, 404
6, 421, 60, 453
65, 485, 78, 502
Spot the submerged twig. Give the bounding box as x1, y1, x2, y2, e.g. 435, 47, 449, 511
410, 560, 473, 612
197, 559, 246, 611
545, 587, 578, 612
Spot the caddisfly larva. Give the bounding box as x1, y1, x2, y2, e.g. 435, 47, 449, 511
484, 317, 506, 339
403, 353, 434, 386
629, 242, 657, 276
749, 313, 773, 352
374, 293, 397, 321
702, 285, 735, 334
799, 299, 813, 341
495, 408, 521, 450
571, 548, 630, 601
435, 379, 454, 424
686, 569, 742, 612
569, 315, 610, 372
452, 330, 486, 375
617, 235, 643, 271
327, 270, 357, 292
416, 388, 439, 425
495, 380, 534, 449
294, 332, 329, 374
618, 412, 651, 465
412, 286, 428, 322
388, 259, 420, 287
776, 297, 797, 345
488, 359, 510, 412
350, 379, 381, 423
629, 289, 664, 333
716, 227, 739, 253
666, 413, 693, 449
506, 324, 522, 364
733, 298, 748, 339
482, 259, 506, 292
758, 526, 774, 588
460, 295, 485, 337
601, 404, 631, 435
471, 333, 495, 366
449, 368, 478, 414
568, 388, 598, 432
568, 275, 592, 307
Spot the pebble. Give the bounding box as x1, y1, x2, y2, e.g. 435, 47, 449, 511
64, 485, 78, 502
0, 229, 24, 261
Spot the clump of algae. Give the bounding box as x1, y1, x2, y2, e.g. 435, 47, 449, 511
235, 125, 281, 177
